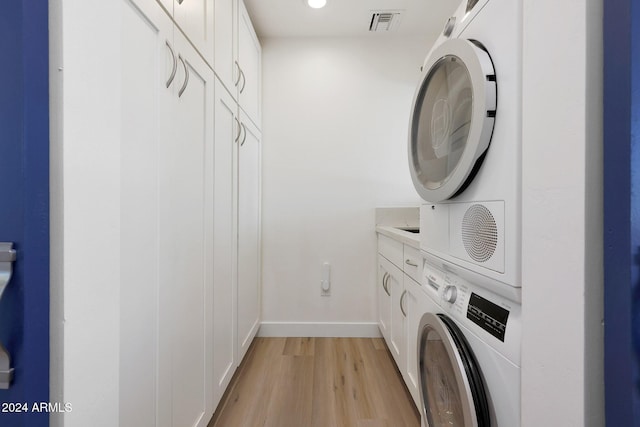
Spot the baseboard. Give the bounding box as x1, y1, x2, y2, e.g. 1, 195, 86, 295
257, 322, 382, 338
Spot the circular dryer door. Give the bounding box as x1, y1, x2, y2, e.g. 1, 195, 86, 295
418, 312, 490, 427
408, 39, 496, 203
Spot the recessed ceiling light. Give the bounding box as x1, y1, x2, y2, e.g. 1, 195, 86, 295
307, 0, 326, 9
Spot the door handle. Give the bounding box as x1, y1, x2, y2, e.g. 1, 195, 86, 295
0, 242, 16, 389
178, 54, 189, 98
165, 41, 177, 88
405, 259, 418, 267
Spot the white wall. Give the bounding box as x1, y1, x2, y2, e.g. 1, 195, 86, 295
259, 37, 426, 335
521, 0, 604, 425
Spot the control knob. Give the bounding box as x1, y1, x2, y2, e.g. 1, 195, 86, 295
443, 285, 458, 304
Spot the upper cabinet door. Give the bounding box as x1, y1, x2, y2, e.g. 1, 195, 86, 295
238, 0, 261, 126
173, 0, 214, 66
214, 0, 237, 96
156, 0, 174, 16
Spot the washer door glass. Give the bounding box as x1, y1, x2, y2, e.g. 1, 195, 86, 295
408, 39, 496, 203
419, 313, 490, 427
422, 326, 466, 425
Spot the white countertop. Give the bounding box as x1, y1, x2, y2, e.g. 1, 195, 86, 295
376, 225, 420, 249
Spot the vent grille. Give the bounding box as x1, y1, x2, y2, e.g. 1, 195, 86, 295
369, 11, 402, 32
461, 204, 498, 263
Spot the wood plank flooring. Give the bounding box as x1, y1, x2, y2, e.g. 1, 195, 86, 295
209, 337, 420, 427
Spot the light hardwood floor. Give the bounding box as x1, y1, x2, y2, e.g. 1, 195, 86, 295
209, 337, 420, 427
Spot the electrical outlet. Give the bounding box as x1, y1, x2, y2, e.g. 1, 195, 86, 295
321, 262, 331, 296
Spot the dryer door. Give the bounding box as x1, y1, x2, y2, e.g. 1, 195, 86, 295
418, 313, 490, 427
408, 39, 496, 202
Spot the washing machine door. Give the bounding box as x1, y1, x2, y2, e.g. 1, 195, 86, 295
408, 39, 496, 203
418, 313, 490, 427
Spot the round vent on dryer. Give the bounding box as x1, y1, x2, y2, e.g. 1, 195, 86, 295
461, 204, 497, 263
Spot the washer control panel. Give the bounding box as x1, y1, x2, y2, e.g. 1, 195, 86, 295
467, 292, 509, 342
421, 252, 522, 364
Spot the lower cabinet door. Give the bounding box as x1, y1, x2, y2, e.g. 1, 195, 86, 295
403, 275, 423, 409
212, 78, 239, 409
377, 255, 392, 343
237, 113, 261, 361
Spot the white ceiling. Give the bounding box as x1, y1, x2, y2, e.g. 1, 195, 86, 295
243, 0, 459, 39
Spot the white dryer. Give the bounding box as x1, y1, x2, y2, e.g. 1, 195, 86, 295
417, 253, 521, 427
408, 0, 522, 295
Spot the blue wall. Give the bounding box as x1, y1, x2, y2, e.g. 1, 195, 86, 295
0, 0, 50, 426
604, 0, 640, 424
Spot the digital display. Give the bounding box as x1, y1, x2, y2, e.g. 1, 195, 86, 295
467, 292, 509, 342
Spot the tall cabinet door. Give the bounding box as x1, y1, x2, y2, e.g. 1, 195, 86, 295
237, 111, 261, 361
119, 2, 173, 427
214, 0, 237, 96
173, 0, 214, 65
213, 78, 239, 408
238, 0, 261, 124
159, 30, 215, 427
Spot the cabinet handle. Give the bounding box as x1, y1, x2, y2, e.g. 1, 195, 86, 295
383, 273, 390, 296
240, 123, 247, 146
165, 41, 177, 88
400, 290, 407, 317
234, 61, 242, 87
381, 272, 388, 292
177, 0, 184, 4
405, 259, 418, 267
239, 68, 246, 93
178, 54, 189, 98
234, 117, 241, 142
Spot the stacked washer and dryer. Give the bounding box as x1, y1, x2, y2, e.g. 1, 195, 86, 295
407, 0, 522, 426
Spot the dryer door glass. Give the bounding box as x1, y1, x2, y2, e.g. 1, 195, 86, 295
408, 39, 496, 203
412, 56, 473, 191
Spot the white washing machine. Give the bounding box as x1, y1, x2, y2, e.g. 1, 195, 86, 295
407, 0, 522, 297
417, 252, 521, 427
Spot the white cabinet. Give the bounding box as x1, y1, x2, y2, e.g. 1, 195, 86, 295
214, 0, 261, 126
154, 0, 214, 66
212, 78, 238, 408
115, 2, 216, 427
237, 111, 262, 361
237, 0, 261, 125
119, 3, 173, 426
56, 0, 260, 423
376, 233, 424, 410
389, 262, 404, 370
403, 274, 422, 409
214, 0, 237, 94
158, 28, 215, 427
377, 255, 392, 343
212, 78, 262, 410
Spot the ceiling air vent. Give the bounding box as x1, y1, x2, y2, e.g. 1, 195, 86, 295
369, 11, 402, 32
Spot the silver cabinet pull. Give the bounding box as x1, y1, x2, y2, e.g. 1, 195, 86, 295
178, 54, 189, 98
0, 242, 16, 389
234, 61, 242, 87
239, 68, 246, 93
405, 259, 418, 267
165, 41, 177, 88
240, 123, 247, 146
383, 273, 391, 296
400, 290, 407, 317
381, 272, 388, 293
234, 117, 241, 142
